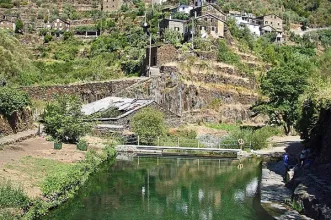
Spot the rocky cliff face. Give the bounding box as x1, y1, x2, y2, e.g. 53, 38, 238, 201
115, 62, 262, 124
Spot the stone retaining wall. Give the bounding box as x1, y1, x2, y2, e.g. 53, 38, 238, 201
21, 79, 140, 103
0, 108, 34, 136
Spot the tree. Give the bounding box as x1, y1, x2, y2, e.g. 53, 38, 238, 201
251, 55, 313, 135
131, 107, 166, 144
43, 95, 92, 143
15, 19, 23, 33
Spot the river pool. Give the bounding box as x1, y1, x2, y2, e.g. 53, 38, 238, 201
45, 155, 272, 220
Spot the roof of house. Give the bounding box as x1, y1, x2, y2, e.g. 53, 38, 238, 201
164, 18, 189, 23
51, 18, 70, 25
195, 13, 226, 23
81, 96, 154, 119
192, 3, 226, 15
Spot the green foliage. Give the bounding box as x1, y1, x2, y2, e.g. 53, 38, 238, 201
222, 126, 282, 150
77, 139, 88, 151
0, 87, 31, 116
0, 180, 30, 209
252, 54, 313, 134
14, 19, 23, 33
43, 95, 92, 143
0, 0, 13, 8
0, 30, 38, 84
131, 107, 166, 143
217, 39, 240, 64
44, 34, 52, 43
41, 145, 116, 197
164, 29, 184, 47
172, 12, 189, 20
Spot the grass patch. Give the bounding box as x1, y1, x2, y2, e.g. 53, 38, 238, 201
0, 180, 30, 218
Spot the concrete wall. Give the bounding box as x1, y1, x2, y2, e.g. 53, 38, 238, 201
21, 79, 140, 103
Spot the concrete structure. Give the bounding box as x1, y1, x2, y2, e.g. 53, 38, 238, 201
195, 14, 225, 38
159, 18, 190, 40
102, 0, 122, 12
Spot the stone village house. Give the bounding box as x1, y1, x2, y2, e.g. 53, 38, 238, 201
228, 12, 283, 42
159, 18, 190, 41
191, 4, 226, 39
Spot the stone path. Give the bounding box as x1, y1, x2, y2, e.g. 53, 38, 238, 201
0, 128, 38, 146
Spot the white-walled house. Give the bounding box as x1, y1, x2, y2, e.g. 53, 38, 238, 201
172, 4, 193, 14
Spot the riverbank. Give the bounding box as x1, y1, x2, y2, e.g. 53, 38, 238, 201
0, 136, 116, 219
257, 136, 313, 219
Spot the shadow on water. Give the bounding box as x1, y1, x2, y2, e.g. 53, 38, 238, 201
44, 155, 273, 220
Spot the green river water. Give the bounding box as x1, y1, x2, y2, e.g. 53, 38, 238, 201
45, 156, 272, 220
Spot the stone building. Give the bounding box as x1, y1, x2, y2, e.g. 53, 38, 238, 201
257, 14, 283, 42
102, 0, 123, 12
195, 14, 225, 38
81, 96, 179, 131
159, 18, 190, 40
191, 3, 226, 21
51, 18, 70, 31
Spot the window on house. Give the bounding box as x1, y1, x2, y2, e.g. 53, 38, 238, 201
265, 21, 268, 24
205, 18, 207, 21
278, 23, 280, 26
200, 26, 202, 30
174, 27, 179, 31
211, 26, 214, 31
211, 19, 213, 22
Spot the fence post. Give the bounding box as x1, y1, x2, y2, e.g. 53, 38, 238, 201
138, 136, 140, 146
158, 136, 160, 146
177, 137, 179, 147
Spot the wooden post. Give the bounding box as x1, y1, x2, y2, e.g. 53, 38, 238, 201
138, 136, 140, 146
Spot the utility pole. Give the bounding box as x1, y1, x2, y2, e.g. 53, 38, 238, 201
191, 18, 194, 50
149, 33, 152, 77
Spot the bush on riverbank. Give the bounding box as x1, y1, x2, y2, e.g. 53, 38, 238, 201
222, 126, 283, 150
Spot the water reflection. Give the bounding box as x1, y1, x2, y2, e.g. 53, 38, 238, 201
45, 156, 272, 220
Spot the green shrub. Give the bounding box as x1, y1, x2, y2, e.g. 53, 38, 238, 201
0, 180, 30, 209
77, 140, 88, 151
0, 87, 31, 116
217, 39, 240, 64
131, 107, 166, 144
43, 95, 92, 143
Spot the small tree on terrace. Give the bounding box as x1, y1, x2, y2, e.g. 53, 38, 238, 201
43, 95, 92, 143
131, 107, 166, 144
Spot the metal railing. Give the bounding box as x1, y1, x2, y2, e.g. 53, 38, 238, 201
117, 136, 248, 149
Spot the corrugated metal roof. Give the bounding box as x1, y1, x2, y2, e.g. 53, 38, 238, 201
81, 96, 154, 118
